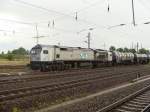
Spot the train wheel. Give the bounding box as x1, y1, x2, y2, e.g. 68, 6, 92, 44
57, 64, 61, 71
40, 64, 46, 72
48, 65, 52, 71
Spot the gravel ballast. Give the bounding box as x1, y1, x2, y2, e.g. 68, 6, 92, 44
37, 77, 150, 112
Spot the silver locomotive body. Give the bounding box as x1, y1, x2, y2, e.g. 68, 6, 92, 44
30, 44, 112, 71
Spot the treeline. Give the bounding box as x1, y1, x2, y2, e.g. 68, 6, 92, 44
109, 46, 149, 54
0, 47, 29, 61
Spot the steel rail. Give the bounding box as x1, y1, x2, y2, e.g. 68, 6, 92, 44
142, 104, 150, 112
0, 71, 139, 102
96, 85, 150, 112
0, 67, 144, 85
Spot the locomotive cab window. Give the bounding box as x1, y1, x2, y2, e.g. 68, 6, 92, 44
43, 50, 48, 54
31, 50, 36, 54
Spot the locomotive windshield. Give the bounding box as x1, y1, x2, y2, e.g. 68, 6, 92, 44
31, 48, 41, 55
30, 45, 42, 55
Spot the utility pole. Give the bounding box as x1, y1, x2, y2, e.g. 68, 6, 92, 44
87, 32, 91, 49
132, 42, 134, 49
58, 42, 60, 46
33, 23, 46, 44
132, 0, 136, 26
35, 24, 39, 44
141, 43, 142, 49
103, 43, 106, 50
137, 42, 139, 52
80, 28, 94, 49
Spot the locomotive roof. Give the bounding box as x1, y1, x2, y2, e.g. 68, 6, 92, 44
33, 44, 94, 50
95, 49, 107, 51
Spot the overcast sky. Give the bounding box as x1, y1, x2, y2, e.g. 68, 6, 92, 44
0, 0, 150, 52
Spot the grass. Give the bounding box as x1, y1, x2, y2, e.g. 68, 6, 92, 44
0, 59, 29, 66
12, 107, 22, 112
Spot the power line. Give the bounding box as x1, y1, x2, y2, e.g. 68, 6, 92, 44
140, 0, 150, 10
0, 29, 34, 35
35, 0, 106, 26
0, 18, 34, 25
76, 0, 105, 13
0, 18, 86, 35
13, 0, 106, 29
0, 1, 136, 39
0, 18, 76, 33
137, 0, 150, 19
108, 24, 127, 29
13, 0, 75, 20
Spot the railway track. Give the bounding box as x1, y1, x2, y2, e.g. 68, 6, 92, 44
97, 85, 150, 112
0, 66, 149, 85
0, 65, 150, 94
143, 105, 150, 112
0, 65, 147, 78
0, 68, 112, 84
1, 65, 150, 111
0, 69, 144, 103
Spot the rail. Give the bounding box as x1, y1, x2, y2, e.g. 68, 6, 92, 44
96, 85, 150, 112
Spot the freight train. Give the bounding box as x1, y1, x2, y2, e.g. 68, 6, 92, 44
30, 44, 149, 71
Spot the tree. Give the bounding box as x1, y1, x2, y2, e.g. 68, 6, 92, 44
117, 48, 124, 52
129, 49, 136, 53
7, 50, 11, 54
12, 47, 27, 55
123, 47, 129, 52
139, 48, 149, 54
6, 53, 14, 61
1, 51, 4, 55
109, 46, 116, 51
26, 50, 30, 55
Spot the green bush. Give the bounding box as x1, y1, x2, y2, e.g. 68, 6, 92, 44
6, 54, 14, 61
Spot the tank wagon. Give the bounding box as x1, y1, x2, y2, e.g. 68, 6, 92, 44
134, 53, 149, 64
30, 44, 149, 71
112, 51, 134, 64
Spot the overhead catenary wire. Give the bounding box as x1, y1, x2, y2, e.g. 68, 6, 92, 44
5, 0, 149, 30
35, 0, 106, 23
107, 0, 150, 29
2, 0, 142, 44
13, 0, 107, 29
139, 0, 150, 11
13, 0, 72, 19
76, 0, 106, 13
0, 29, 35, 36
13, 0, 80, 22
12, 0, 115, 37
0, 18, 34, 26
0, 19, 83, 35
0, 18, 79, 35
136, 0, 150, 20
0, 0, 147, 51
0, 17, 140, 38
